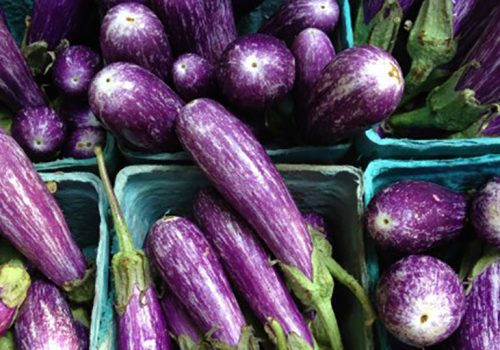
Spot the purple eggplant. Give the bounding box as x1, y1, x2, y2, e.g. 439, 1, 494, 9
259, 0, 340, 45
89, 62, 184, 152
172, 53, 215, 101
216, 34, 296, 110
52, 46, 101, 98
193, 188, 314, 347
14, 280, 80, 350
471, 178, 500, 248
366, 180, 467, 253
0, 15, 46, 112
71, 307, 90, 350
147, 216, 252, 347
95, 147, 171, 350
303, 212, 333, 240
11, 107, 67, 162
100, 3, 173, 81
64, 127, 107, 159
306, 45, 404, 143
204, 0, 238, 60
0, 130, 90, 297
99, 0, 150, 11
376, 255, 465, 347
452, 0, 481, 35
60, 101, 101, 130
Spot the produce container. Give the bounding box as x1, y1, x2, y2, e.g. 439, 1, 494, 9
114, 163, 373, 349
39, 171, 115, 350
363, 154, 500, 349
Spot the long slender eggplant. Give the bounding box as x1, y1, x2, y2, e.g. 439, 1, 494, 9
193, 188, 314, 348
172, 53, 216, 101
0, 14, 46, 112
95, 147, 171, 350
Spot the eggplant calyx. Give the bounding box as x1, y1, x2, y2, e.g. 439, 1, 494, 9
71, 306, 90, 328
449, 106, 500, 139
265, 319, 314, 350
209, 325, 260, 350
177, 334, 208, 350
0, 330, 15, 350
64, 267, 96, 303
0, 260, 31, 308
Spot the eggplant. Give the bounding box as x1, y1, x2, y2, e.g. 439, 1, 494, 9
100, 3, 173, 81
64, 127, 106, 159
376, 255, 465, 347
11, 107, 67, 162
366, 180, 467, 253
471, 177, 500, 248
306, 45, 404, 144
52, 46, 101, 98
60, 101, 101, 130
14, 280, 81, 350
193, 188, 314, 347
89, 62, 184, 153
95, 147, 171, 350
452, 0, 481, 35
0, 130, 90, 298
0, 260, 31, 336
303, 212, 333, 240
259, 0, 340, 45
147, 216, 254, 347
216, 34, 296, 110
0, 331, 14, 350
71, 307, 90, 350
172, 53, 215, 101
99, 0, 150, 11
204, 0, 238, 60
0, 14, 46, 112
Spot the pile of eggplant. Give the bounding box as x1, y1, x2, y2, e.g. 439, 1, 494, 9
366, 179, 500, 348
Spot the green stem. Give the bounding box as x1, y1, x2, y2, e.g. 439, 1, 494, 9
313, 300, 343, 350
270, 319, 288, 350
400, 68, 450, 107
388, 105, 435, 129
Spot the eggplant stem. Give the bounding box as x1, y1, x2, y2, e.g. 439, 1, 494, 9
269, 319, 288, 350
314, 300, 343, 350
95, 146, 135, 253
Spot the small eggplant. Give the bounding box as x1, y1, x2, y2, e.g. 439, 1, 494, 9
60, 101, 101, 130
471, 177, 500, 248
172, 53, 215, 101
64, 127, 106, 159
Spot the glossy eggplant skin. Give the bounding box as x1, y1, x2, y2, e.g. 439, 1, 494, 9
0, 302, 15, 337
172, 53, 215, 101
471, 177, 500, 248
160, 291, 201, 343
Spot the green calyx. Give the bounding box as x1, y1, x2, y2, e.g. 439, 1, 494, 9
0, 331, 15, 350
0, 259, 31, 309
71, 306, 90, 328
208, 325, 260, 350
265, 319, 314, 350
64, 267, 96, 303
177, 334, 210, 350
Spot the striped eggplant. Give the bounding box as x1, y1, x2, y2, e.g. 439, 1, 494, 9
71, 307, 90, 350
216, 34, 296, 110
193, 188, 314, 348
0, 260, 31, 336
14, 280, 80, 350
64, 127, 107, 159
0, 130, 90, 296
204, 0, 238, 60
95, 147, 171, 350
147, 216, 254, 347
0, 14, 46, 112
471, 178, 500, 248
259, 0, 340, 45
306, 45, 404, 144
60, 101, 101, 130
99, 0, 150, 11
89, 62, 184, 152
376, 255, 466, 347
100, 3, 173, 81
452, 0, 481, 36
172, 54, 216, 101
11, 107, 67, 162
0, 331, 14, 350
52, 46, 101, 98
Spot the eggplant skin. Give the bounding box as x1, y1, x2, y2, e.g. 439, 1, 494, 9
14, 280, 80, 350
148, 216, 246, 346
376, 255, 466, 347
160, 291, 201, 342
176, 98, 313, 279
303, 212, 333, 239
454, 261, 500, 349
471, 177, 500, 248
193, 189, 314, 345
172, 53, 216, 101
366, 180, 467, 253
74, 321, 89, 350
306, 45, 404, 144
89, 62, 184, 153
60, 101, 101, 130
0, 301, 15, 337
0, 130, 87, 287
63, 127, 107, 159
118, 285, 171, 350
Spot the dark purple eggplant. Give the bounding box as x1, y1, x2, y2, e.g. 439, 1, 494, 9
471, 177, 500, 248
11, 106, 67, 162
216, 34, 296, 110
452, 0, 481, 35
64, 127, 106, 159
89, 62, 184, 152
100, 3, 173, 81
172, 53, 215, 101
71, 307, 90, 350
52, 46, 101, 98
60, 101, 101, 130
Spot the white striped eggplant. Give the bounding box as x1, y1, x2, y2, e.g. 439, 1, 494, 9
100, 3, 173, 81
60, 101, 101, 130
193, 188, 314, 349
147, 216, 257, 348
0, 130, 91, 299
89, 62, 184, 152
14, 280, 81, 350
95, 147, 172, 350
204, 0, 238, 60
471, 177, 500, 249
172, 53, 216, 101
0, 14, 46, 112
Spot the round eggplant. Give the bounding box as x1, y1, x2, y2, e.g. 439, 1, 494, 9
471, 177, 500, 248
64, 127, 106, 159
172, 53, 215, 101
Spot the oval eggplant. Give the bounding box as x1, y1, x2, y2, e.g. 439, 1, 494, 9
11, 106, 67, 162
148, 216, 247, 346
52, 46, 101, 98
14, 280, 80, 350
376, 255, 466, 347
306, 45, 404, 143
193, 189, 314, 346
60, 101, 101, 130
259, 0, 340, 45
172, 53, 215, 101
366, 180, 467, 253
100, 3, 173, 81
471, 177, 500, 248
89, 62, 184, 152
64, 127, 106, 159
216, 34, 296, 110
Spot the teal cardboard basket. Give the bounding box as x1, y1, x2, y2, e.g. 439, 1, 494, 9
363, 154, 500, 349
40, 172, 115, 350
114, 164, 373, 350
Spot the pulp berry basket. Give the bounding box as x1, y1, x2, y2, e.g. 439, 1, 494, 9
39, 172, 115, 350
114, 163, 374, 350
363, 154, 500, 349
